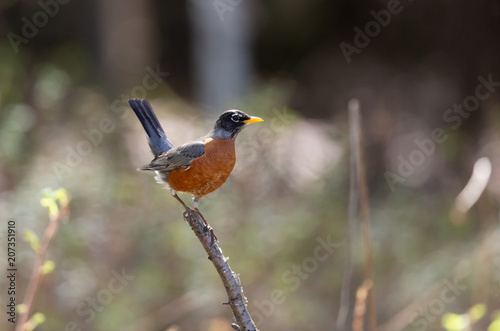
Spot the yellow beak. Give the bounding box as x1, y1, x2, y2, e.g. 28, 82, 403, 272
244, 116, 264, 124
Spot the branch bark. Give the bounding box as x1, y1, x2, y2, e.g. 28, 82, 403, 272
182, 209, 258, 331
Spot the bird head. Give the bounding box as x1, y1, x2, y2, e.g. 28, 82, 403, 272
211, 110, 263, 139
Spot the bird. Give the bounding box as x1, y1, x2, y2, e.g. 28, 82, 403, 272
128, 98, 263, 223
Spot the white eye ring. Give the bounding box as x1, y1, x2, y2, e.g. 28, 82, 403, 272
231, 114, 240, 122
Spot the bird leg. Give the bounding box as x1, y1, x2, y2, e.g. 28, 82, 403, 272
170, 191, 217, 243
170, 190, 201, 225
193, 198, 218, 242
192, 198, 208, 225
171, 190, 190, 212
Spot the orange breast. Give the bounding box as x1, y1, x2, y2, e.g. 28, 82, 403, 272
167, 138, 236, 198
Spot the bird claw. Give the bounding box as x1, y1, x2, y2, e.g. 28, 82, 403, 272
192, 209, 218, 244
182, 208, 218, 245
200, 221, 218, 244
184, 209, 218, 244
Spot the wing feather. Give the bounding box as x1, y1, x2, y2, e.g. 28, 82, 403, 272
139, 140, 205, 171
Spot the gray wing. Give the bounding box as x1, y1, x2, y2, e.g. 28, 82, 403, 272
139, 140, 205, 171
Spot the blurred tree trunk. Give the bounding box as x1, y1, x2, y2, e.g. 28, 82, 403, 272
188, 0, 254, 113
97, 0, 157, 92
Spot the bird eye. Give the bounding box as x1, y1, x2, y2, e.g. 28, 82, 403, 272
231, 114, 240, 122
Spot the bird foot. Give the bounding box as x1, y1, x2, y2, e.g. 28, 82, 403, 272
184, 209, 218, 244
193, 209, 218, 244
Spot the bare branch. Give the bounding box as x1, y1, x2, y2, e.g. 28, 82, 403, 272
348, 99, 378, 331
183, 209, 258, 331
352, 279, 374, 331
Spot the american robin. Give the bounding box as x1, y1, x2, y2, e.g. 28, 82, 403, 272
129, 98, 263, 221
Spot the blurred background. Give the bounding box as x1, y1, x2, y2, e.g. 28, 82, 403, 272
1, 0, 500, 330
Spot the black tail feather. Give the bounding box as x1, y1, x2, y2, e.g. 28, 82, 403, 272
128, 99, 174, 155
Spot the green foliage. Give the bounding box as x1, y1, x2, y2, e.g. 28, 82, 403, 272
40, 196, 58, 219
40, 260, 55, 275
17, 304, 27, 314
24, 230, 40, 253
489, 316, 500, 331
469, 304, 487, 321
441, 304, 491, 331
441, 313, 469, 331
25, 312, 46, 331
40, 187, 70, 218
54, 188, 70, 208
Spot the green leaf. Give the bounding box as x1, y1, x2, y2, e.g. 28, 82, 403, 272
26, 312, 46, 331
40, 260, 55, 275
54, 187, 69, 207
24, 230, 40, 253
40, 196, 58, 218
488, 320, 500, 331
442, 313, 469, 331
488, 311, 500, 331
17, 304, 27, 314
469, 303, 487, 321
